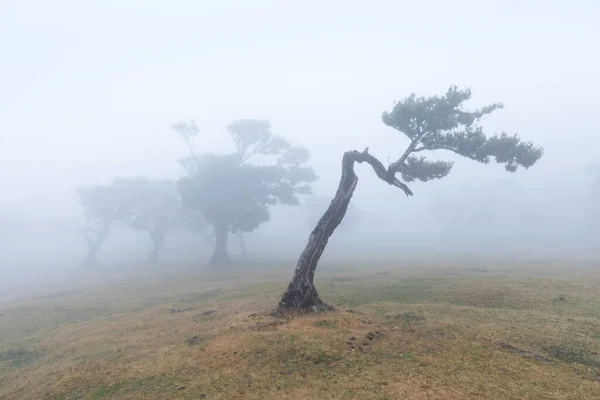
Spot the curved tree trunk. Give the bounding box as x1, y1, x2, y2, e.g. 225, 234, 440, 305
209, 222, 231, 266
277, 148, 413, 312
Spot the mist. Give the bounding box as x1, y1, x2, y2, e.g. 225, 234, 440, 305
1, 0, 599, 302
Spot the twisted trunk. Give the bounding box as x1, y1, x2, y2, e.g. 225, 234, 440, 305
277, 148, 412, 312
209, 222, 231, 266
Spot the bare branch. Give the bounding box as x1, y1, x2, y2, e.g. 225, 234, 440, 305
181, 135, 203, 169
171, 121, 203, 170
351, 147, 413, 197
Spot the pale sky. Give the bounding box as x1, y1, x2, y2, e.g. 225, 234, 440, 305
1, 0, 599, 216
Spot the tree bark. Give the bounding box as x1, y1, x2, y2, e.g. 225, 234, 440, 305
208, 222, 231, 266
277, 148, 413, 312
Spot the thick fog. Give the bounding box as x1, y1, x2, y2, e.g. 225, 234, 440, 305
1, 1, 599, 299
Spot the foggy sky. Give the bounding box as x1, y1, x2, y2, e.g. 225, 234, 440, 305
2, 0, 599, 215
1, 0, 600, 296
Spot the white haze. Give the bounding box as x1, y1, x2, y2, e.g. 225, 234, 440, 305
1, 0, 599, 299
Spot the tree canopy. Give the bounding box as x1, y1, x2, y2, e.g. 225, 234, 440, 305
277, 86, 544, 312
380, 86, 543, 185
173, 119, 317, 266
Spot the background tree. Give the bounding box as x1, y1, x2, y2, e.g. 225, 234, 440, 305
173, 119, 317, 266
77, 184, 116, 267
121, 179, 181, 264
277, 86, 544, 312
78, 176, 213, 266
76, 177, 146, 266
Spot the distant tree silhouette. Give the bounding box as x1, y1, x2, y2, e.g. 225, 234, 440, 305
173, 119, 317, 266
77, 177, 212, 266
76, 178, 147, 266
121, 179, 212, 264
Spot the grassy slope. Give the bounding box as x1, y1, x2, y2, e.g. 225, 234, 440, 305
1, 259, 600, 399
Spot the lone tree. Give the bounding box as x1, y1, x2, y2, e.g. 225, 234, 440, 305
173, 119, 317, 266
277, 86, 544, 312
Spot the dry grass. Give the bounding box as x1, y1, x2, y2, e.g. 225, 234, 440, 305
1, 259, 600, 399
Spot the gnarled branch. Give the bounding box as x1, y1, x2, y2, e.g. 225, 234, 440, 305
353, 147, 413, 197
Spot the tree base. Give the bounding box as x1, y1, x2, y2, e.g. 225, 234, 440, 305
272, 301, 334, 318
274, 288, 335, 317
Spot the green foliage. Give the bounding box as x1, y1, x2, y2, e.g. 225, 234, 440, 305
401, 156, 453, 183
173, 119, 317, 235
381, 86, 544, 182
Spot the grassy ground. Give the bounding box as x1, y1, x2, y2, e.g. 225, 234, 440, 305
1, 258, 600, 399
